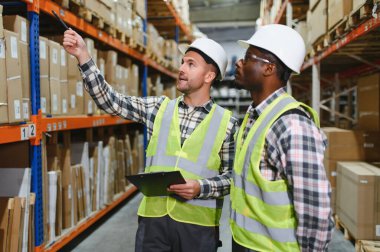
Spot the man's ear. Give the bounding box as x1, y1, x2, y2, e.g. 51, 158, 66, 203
204, 70, 217, 85
263, 64, 276, 77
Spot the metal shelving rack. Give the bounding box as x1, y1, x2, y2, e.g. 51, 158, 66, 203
1, 0, 191, 250
268, 0, 380, 126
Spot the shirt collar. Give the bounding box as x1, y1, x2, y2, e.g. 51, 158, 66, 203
178, 95, 214, 112
247, 87, 287, 118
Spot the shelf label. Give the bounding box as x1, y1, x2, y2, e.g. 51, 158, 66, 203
63, 120, 67, 129
76, 82, 83, 97
58, 122, 62, 130
88, 100, 93, 114
61, 48, 66, 66
21, 20, 27, 43
14, 100, 21, 120
11, 36, 18, 59
20, 127, 29, 140
62, 99, 68, 114
52, 94, 58, 112
47, 123, 51, 132
70, 94, 76, 109
53, 123, 57, 131
28, 124, 36, 138
0, 39, 5, 59
52, 48, 58, 65
40, 40, 46, 59
41, 97, 46, 114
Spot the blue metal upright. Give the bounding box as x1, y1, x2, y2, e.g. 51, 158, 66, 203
27, 8, 44, 246
143, 0, 148, 154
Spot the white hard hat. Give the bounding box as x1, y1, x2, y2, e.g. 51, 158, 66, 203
238, 24, 305, 74
179, 38, 228, 80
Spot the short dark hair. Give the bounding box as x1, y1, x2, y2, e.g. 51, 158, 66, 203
255, 47, 292, 85
186, 47, 220, 82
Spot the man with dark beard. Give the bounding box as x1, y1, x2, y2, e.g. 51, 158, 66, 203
63, 29, 237, 252
230, 24, 334, 251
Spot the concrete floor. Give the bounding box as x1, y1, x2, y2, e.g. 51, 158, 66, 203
61, 194, 355, 252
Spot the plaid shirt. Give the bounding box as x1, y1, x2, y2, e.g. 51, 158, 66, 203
79, 59, 238, 199
241, 87, 334, 251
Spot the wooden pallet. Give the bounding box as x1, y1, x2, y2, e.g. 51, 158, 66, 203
312, 35, 328, 54
334, 214, 355, 242
349, 1, 373, 28
115, 29, 127, 44
356, 240, 380, 252
326, 16, 350, 45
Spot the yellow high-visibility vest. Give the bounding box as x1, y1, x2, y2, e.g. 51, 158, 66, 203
138, 97, 232, 226
230, 93, 320, 251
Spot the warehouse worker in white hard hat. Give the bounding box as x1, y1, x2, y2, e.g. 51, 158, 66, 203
230, 24, 334, 251
63, 29, 237, 252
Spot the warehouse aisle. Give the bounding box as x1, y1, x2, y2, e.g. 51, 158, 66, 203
64, 194, 354, 252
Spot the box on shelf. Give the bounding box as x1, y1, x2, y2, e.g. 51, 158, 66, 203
328, 0, 352, 29
307, 0, 327, 45
3, 15, 30, 121
4, 30, 23, 123
336, 162, 380, 241
357, 73, 380, 131
0, 35, 7, 124
40, 37, 50, 114
133, 0, 146, 19
60, 47, 68, 115
3, 15, 29, 44
49, 40, 61, 115
68, 79, 84, 115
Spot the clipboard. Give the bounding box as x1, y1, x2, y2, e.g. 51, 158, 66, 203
126, 171, 186, 196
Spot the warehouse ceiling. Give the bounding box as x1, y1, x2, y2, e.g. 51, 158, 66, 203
189, 0, 261, 42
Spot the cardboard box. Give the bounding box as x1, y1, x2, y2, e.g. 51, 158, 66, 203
40, 77, 50, 115
103, 50, 117, 83
48, 40, 60, 80
68, 79, 84, 115
39, 37, 49, 76
322, 127, 364, 160
68, 54, 79, 79
60, 47, 68, 115
0, 37, 8, 124
4, 30, 21, 78
3, 15, 29, 44
357, 73, 380, 131
328, 0, 352, 29
336, 162, 380, 240
362, 131, 380, 162
7, 78, 23, 123
134, 0, 146, 19
0, 198, 12, 252
50, 78, 61, 115
20, 42, 30, 121
307, 0, 327, 45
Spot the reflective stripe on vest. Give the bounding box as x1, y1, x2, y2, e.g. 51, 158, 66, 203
231, 209, 297, 243
145, 99, 225, 209
233, 96, 296, 206
231, 95, 300, 248
146, 99, 224, 179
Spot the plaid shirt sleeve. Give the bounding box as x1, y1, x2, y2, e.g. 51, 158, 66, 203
197, 118, 238, 199
78, 58, 165, 135
267, 114, 334, 251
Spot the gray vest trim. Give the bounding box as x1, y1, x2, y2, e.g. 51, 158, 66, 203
233, 174, 291, 205
185, 198, 224, 209
231, 209, 297, 243
147, 100, 224, 178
